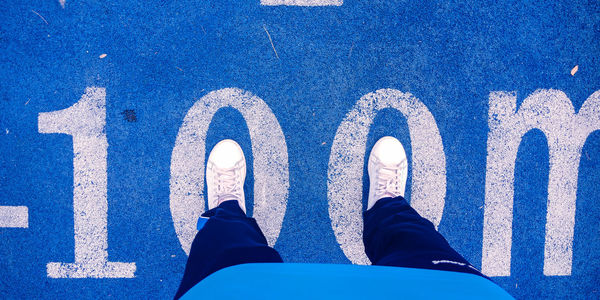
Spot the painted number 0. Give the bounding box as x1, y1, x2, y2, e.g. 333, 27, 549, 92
327, 89, 447, 264
169, 88, 289, 254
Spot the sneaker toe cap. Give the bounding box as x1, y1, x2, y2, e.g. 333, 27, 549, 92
208, 139, 245, 169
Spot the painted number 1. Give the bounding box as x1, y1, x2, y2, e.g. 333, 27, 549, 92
39, 87, 136, 278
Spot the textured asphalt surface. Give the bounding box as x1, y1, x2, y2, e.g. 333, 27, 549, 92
1, 0, 599, 298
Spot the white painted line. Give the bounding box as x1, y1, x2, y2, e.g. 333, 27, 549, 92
0, 206, 28, 228
261, 0, 342, 6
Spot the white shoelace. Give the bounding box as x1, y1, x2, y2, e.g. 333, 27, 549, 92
213, 164, 243, 205
374, 159, 407, 200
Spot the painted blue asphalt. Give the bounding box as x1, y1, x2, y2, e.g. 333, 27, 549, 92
1, 0, 599, 298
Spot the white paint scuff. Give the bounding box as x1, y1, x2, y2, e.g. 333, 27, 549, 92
328, 89, 447, 265
170, 88, 289, 255
0, 206, 28, 228
40, 87, 136, 278
482, 89, 600, 276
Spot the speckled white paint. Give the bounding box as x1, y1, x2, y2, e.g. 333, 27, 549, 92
261, 0, 342, 6
170, 88, 289, 255
328, 89, 447, 265
40, 87, 136, 278
0, 206, 28, 228
482, 89, 600, 276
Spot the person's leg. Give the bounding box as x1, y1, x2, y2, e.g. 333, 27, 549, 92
363, 136, 484, 277
174, 139, 283, 299
363, 196, 483, 276
175, 200, 282, 299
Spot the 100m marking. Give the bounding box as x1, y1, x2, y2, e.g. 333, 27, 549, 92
2, 87, 599, 278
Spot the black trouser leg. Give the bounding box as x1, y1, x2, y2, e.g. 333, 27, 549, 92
363, 197, 485, 277
174, 200, 283, 299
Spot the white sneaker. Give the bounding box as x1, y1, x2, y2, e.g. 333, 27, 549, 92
367, 136, 408, 210
206, 139, 246, 213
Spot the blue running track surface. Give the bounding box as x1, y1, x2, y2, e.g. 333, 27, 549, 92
1, 0, 599, 298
